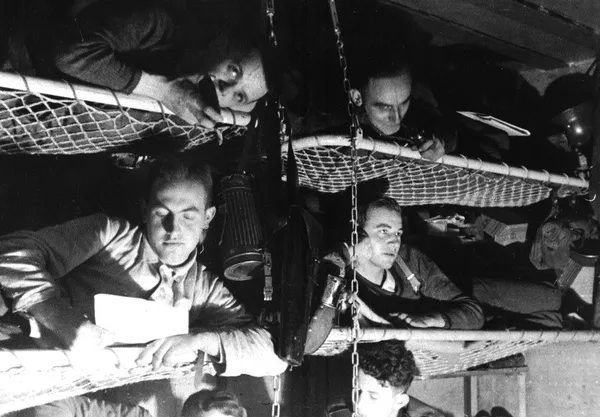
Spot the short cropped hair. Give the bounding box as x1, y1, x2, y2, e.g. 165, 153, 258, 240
181, 34, 283, 95
181, 390, 247, 417
358, 340, 419, 391
357, 197, 402, 228
145, 154, 213, 206
350, 44, 412, 92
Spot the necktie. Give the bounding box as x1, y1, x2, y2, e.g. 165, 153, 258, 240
151, 265, 191, 310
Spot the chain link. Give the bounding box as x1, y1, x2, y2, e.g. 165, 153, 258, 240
271, 374, 281, 417
327, 0, 361, 415
327, 0, 363, 140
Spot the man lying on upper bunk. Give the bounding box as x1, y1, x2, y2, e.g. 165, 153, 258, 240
289, 29, 457, 162
0, 154, 287, 376
51, 0, 278, 128
344, 42, 457, 162
324, 196, 484, 330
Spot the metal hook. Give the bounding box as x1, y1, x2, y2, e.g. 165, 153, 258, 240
585, 192, 597, 202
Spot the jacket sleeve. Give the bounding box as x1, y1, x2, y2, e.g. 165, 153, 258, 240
407, 246, 484, 330
18, 396, 152, 417
54, 3, 174, 93
0, 214, 126, 313
189, 269, 288, 377
406, 395, 446, 417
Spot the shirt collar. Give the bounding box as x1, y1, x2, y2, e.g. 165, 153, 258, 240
141, 235, 198, 282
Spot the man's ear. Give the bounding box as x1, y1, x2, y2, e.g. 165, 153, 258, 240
393, 392, 410, 411
205, 206, 217, 226
350, 88, 363, 107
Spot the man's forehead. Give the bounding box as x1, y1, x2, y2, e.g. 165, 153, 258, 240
151, 178, 208, 202
366, 206, 403, 224
358, 370, 394, 391
365, 73, 411, 100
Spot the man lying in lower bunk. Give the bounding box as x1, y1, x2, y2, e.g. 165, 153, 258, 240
327, 340, 445, 417
0, 154, 287, 375
15, 389, 247, 417
322, 196, 566, 330
323, 196, 485, 330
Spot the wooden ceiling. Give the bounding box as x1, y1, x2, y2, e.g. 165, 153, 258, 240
382, 0, 600, 69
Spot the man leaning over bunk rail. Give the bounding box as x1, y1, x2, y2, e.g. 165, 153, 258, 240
0, 154, 287, 376
324, 196, 484, 330
51, 0, 278, 128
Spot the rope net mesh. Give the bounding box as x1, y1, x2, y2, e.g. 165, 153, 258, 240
314, 336, 547, 377
312, 328, 600, 378
0, 347, 195, 414
284, 137, 588, 207
0, 88, 247, 154
2, 329, 599, 412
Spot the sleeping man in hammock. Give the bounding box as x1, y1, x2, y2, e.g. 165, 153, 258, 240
50, 0, 278, 128
324, 196, 484, 330
0, 154, 287, 376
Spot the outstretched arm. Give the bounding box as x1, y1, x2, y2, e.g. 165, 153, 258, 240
0, 214, 124, 350
55, 2, 222, 127
137, 268, 287, 376
55, 3, 174, 93
402, 246, 484, 330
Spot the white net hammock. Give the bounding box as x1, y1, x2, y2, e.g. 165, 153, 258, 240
283, 135, 590, 207
0, 72, 249, 154
1, 329, 599, 413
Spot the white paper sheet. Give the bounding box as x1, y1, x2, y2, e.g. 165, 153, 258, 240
457, 111, 531, 136
94, 294, 188, 344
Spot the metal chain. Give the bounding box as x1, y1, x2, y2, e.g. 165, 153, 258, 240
327, 0, 361, 415
266, 3, 284, 417
327, 0, 363, 140
271, 374, 281, 417
266, 0, 288, 145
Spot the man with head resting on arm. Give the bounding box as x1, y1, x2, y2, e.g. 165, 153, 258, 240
0, 154, 287, 376
54, 0, 279, 128
326, 196, 484, 330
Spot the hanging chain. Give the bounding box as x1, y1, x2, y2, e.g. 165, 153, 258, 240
327, 0, 363, 140
266, 3, 284, 417
327, 0, 361, 415
266, 0, 288, 144
271, 374, 281, 417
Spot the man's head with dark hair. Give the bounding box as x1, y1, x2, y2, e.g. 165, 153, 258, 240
182, 34, 281, 113
354, 196, 403, 276
356, 340, 419, 417
357, 197, 403, 230
349, 44, 413, 136
181, 390, 247, 417
142, 154, 216, 267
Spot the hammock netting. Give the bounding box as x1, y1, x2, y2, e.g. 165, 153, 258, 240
283, 136, 589, 207
0, 79, 247, 155
2, 329, 599, 413
0, 347, 195, 415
